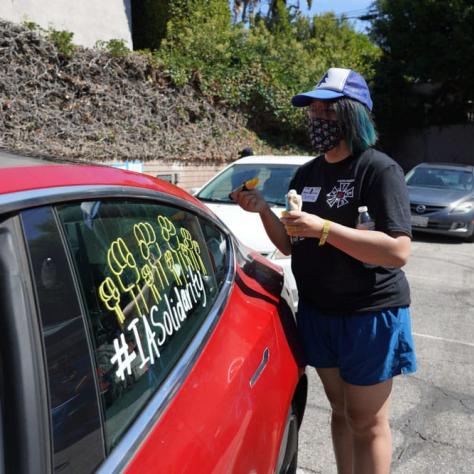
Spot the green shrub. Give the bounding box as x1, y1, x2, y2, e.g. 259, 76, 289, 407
47, 28, 76, 57
23, 20, 41, 31
156, 0, 232, 85
95, 39, 130, 57
155, 8, 380, 146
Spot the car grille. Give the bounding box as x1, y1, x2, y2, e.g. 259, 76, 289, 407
410, 203, 447, 214
425, 221, 452, 230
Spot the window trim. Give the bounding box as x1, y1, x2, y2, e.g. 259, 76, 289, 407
51, 206, 107, 463
21, 206, 106, 472
0, 215, 52, 473
0, 185, 211, 219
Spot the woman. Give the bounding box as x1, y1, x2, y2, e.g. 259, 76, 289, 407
231, 68, 416, 474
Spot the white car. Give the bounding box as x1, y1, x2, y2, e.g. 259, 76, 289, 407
194, 155, 314, 308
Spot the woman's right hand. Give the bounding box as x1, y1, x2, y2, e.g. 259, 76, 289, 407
230, 188, 269, 214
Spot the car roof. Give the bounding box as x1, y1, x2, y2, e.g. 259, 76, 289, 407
232, 155, 314, 166
416, 162, 474, 172
0, 151, 197, 205
0, 150, 68, 168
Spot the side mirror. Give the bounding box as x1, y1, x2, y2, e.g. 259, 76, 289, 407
189, 187, 201, 196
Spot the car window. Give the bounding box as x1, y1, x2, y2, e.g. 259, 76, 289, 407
21, 206, 104, 473
406, 167, 473, 191
197, 164, 298, 205
56, 199, 228, 451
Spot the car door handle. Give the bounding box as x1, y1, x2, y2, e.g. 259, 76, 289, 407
250, 347, 269, 388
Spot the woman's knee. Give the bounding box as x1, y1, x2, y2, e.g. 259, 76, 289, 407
346, 410, 389, 437
343, 378, 393, 437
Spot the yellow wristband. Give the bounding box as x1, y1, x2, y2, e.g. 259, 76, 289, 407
318, 220, 331, 246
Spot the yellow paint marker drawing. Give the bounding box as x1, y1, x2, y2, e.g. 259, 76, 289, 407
98, 277, 126, 325
107, 237, 148, 316
141, 264, 161, 303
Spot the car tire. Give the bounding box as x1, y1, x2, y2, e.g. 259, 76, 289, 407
277, 402, 299, 474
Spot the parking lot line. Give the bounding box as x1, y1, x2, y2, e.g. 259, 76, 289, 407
413, 332, 474, 348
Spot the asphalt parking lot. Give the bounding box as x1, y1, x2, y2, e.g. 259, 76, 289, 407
297, 232, 474, 474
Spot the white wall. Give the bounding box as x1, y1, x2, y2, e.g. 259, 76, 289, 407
0, 0, 132, 48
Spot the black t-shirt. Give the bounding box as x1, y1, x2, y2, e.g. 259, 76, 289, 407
289, 148, 412, 314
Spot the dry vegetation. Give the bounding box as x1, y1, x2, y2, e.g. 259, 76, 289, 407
0, 20, 270, 164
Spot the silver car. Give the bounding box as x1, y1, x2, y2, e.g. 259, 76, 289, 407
406, 162, 474, 241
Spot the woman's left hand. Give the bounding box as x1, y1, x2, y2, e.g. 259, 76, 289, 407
280, 211, 324, 238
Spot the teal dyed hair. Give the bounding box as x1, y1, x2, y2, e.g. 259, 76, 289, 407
332, 98, 378, 153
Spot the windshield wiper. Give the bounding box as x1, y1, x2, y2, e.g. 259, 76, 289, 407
198, 197, 233, 203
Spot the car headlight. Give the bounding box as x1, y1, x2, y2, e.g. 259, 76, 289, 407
451, 202, 474, 214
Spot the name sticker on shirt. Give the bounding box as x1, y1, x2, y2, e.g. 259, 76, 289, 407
301, 186, 321, 202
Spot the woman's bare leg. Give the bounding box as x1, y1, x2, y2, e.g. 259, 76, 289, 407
344, 379, 393, 474
316, 368, 352, 474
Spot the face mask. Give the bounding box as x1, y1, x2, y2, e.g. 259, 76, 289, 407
308, 117, 343, 154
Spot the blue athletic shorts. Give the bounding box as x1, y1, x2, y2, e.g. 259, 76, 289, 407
296, 300, 417, 386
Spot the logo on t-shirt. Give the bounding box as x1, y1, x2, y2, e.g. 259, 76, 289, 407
301, 186, 321, 202
326, 179, 354, 208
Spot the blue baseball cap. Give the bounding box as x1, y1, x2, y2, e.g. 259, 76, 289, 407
291, 67, 373, 111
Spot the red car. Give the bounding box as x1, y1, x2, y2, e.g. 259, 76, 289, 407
0, 151, 307, 473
